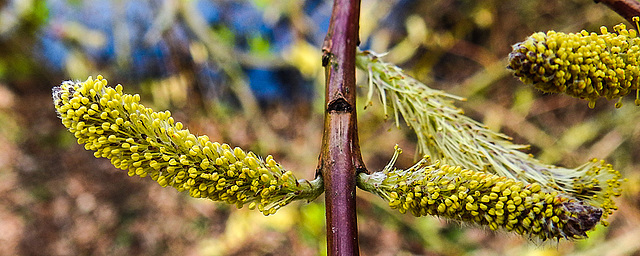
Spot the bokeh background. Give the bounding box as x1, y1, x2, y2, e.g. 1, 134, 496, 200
1, 0, 639, 255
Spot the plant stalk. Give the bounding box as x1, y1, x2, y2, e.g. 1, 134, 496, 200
595, 0, 640, 24
317, 0, 363, 255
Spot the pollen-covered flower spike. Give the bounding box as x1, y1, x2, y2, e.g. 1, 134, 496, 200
356, 50, 624, 228
53, 76, 322, 215
358, 146, 605, 241
508, 17, 640, 108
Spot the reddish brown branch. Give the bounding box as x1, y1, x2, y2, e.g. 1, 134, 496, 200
317, 0, 363, 255
595, 0, 640, 24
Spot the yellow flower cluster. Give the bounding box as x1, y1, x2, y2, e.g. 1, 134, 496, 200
357, 147, 606, 241
508, 18, 640, 108
53, 76, 322, 215
356, 50, 623, 225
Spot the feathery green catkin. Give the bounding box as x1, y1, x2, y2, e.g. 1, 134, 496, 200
508, 18, 640, 108
53, 76, 322, 215
358, 146, 604, 241
356, 50, 623, 227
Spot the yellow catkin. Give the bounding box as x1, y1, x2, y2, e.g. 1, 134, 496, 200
356, 50, 623, 223
53, 76, 322, 215
357, 147, 616, 241
508, 22, 640, 107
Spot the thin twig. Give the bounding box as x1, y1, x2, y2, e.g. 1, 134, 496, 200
595, 0, 640, 24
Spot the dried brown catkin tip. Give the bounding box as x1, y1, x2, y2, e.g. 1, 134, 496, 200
508, 18, 640, 108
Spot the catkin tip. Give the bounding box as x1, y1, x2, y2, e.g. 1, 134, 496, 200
561, 201, 602, 238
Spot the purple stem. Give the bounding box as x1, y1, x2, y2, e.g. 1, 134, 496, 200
317, 0, 363, 255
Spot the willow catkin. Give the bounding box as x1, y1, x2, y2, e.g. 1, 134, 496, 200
357, 147, 609, 241
508, 18, 640, 108
53, 76, 322, 215
356, 50, 623, 226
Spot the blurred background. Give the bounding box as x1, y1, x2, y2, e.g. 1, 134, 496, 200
1, 0, 639, 255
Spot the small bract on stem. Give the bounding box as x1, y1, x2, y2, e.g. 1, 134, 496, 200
53, 76, 323, 216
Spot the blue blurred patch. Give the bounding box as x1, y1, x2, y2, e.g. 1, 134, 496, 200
33, 0, 326, 104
